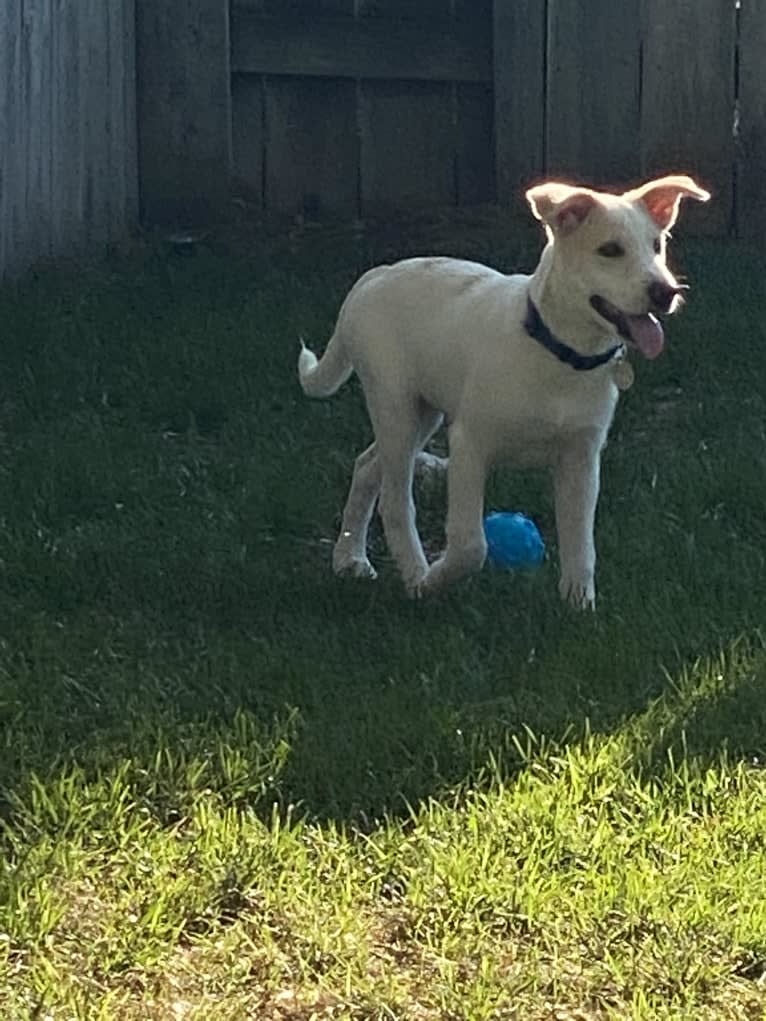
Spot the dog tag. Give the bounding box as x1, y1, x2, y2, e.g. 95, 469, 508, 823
613, 357, 634, 391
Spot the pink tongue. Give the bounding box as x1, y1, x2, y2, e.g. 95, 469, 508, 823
625, 314, 664, 360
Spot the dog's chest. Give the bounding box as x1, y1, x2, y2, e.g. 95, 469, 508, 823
475, 372, 618, 464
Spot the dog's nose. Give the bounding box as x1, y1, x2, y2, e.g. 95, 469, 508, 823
648, 280, 679, 314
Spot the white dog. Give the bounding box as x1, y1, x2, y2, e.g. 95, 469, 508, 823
298, 176, 709, 608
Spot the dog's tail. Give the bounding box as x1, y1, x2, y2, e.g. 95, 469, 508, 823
298, 331, 353, 399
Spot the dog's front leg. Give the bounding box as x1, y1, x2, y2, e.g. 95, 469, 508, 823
553, 438, 602, 610
416, 427, 488, 597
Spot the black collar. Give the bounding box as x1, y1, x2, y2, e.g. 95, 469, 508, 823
524, 296, 623, 371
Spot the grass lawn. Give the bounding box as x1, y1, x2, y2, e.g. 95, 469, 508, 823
0, 211, 765, 1019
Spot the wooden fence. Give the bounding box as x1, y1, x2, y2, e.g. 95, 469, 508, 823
229, 0, 495, 217
2, 0, 766, 281
137, 0, 766, 239
0, 0, 138, 280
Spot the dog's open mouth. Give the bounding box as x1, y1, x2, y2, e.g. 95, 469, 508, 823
589, 295, 664, 360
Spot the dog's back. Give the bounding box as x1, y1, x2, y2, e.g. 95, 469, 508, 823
334, 257, 529, 413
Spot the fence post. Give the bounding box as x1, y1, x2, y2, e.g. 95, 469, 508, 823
135, 0, 232, 226
493, 0, 546, 210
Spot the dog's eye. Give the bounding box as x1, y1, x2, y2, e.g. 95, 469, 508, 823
597, 241, 625, 258
653, 237, 662, 254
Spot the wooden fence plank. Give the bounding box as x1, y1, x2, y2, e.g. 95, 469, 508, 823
115, 0, 139, 239
546, 0, 641, 188
18, 0, 34, 267
106, 0, 127, 240
15, 0, 30, 267
232, 10, 491, 83
79, 0, 95, 242
456, 83, 495, 206
0, 0, 15, 276
76, 1, 92, 240
232, 76, 265, 209
641, 0, 735, 235
737, 0, 766, 240
264, 77, 358, 218
51, 0, 79, 256
493, 0, 545, 208
87, 0, 111, 245
122, 0, 139, 232
0, 3, 5, 276
50, 0, 65, 255
136, 0, 232, 225
1, 0, 24, 275
360, 80, 455, 213
1, 0, 136, 279
22, 0, 53, 263
38, 0, 54, 255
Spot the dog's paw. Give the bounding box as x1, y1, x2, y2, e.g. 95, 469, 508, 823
403, 565, 431, 599
407, 560, 445, 599
414, 451, 449, 481
332, 553, 378, 581
559, 575, 596, 611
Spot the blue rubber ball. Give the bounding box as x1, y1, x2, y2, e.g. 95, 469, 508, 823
483, 512, 545, 570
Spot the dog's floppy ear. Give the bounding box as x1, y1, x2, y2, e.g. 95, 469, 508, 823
627, 175, 711, 230
526, 182, 599, 235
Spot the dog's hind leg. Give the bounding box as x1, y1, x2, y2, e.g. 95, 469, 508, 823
373, 402, 442, 592
333, 441, 381, 579
333, 404, 442, 583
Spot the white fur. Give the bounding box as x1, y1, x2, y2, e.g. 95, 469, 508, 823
298, 176, 709, 608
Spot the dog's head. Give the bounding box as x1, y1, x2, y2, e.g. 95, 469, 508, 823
526, 176, 710, 358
